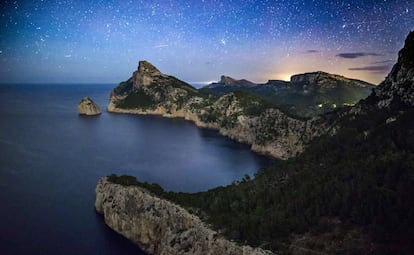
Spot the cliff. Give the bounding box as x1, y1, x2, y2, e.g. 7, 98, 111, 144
289, 71, 373, 90
95, 177, 274, 255
374, 31, 414, 108
97, 32, 414, 255
201, 71, 374, 118
108, 61, 332, 159
78, 97, 101, 115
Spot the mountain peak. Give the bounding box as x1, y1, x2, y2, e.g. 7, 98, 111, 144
202, 75, 256, 89
137, 60, 162, 76
218, 75, 256, 86
375, 31, 414, 107
132, 60, 166, 87
290, 71, 373, 89
220, 75, 237, 84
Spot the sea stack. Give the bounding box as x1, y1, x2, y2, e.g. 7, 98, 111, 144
78, 97, 101, 115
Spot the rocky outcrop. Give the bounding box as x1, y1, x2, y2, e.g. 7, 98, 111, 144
205, 75, 257, 89
95, 178, 275, 255
201, 71, 374, 118
290, 71, 373, 90
78, 97, 101, 115
108, 61, 332, 159
374, 31, 414, 108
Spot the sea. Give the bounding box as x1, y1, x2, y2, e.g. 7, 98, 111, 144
0, 84, 273, 255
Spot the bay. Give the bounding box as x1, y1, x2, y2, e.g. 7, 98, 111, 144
0, 84, 272, 254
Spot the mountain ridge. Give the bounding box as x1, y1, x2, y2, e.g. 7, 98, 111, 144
204, 75, 257, 89
108, 61, 333, 159
200, 71, 374, 117
99, 31, 414, 255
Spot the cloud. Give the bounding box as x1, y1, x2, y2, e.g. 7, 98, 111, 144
371, 59, 395, 64
348, 65, 392, 72
336, 52, 382, 59
305, 50, 319, 53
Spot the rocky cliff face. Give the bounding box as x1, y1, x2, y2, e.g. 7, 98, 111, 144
290, 71, 373, 90
108, 61, 331, 159
78, 97, 101, 115
374, 31, 414, 108
95, 178, 274, 255
201, 71, 374, 118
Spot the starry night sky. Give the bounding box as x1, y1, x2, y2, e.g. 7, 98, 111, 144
1, 0, 413, 85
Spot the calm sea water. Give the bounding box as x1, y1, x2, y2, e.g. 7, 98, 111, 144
0, 84, 272, 255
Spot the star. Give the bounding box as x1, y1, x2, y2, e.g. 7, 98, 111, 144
0, 0, 412, 84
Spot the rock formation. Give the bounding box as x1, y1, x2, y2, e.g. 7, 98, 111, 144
95, 177, 275, 255
373, 31, 414, 108
97, 31, 414, 255
289, 71, 373, 90
108, 61, 333, 159
200, 71, 374, 118
78, 97, 101, 115
204, 75, 257, 89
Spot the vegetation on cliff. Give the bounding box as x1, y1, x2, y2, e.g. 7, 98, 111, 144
109, 60, 328, 159
107, 32, 414, 254
200, 71, 374, 118
109, 104, 413, 254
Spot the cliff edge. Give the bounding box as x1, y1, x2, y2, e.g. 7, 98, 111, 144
108, 61, 332, 159
95, 177, 275, 255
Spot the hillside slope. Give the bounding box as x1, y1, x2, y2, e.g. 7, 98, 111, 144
108, 61, 333, 159
104, 31, 414, 254
200, 71, 375, 117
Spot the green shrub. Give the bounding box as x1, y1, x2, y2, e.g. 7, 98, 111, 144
116, 89, 156, 109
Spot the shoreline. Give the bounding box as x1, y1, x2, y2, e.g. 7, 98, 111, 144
107, 101, 297, 160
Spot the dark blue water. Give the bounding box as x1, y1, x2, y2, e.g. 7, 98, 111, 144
0, 84, 272, 255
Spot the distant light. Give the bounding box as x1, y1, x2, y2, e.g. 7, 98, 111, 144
343, 103, 355, 106
317, 104, 323, 108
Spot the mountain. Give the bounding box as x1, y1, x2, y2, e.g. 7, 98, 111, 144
109, 60, 198, 112
201, 71, 375, 118
203, 75, 257, 89
290, 71, 373, 90
100, 31, 414, 254
108, 61, 333, 159
95, 176, 274, 255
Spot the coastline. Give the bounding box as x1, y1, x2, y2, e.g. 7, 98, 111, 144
107, 100, 316, 160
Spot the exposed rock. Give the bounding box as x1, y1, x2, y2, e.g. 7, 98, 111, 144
374, 31, 414, 108
98, 32, 414, 255
108, 61, 334, 159
201, 71, 374, 118
95, 178, 275, 255
290, 71, 373, 90
78, 97, 101, 115
132, 60, 166, 88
